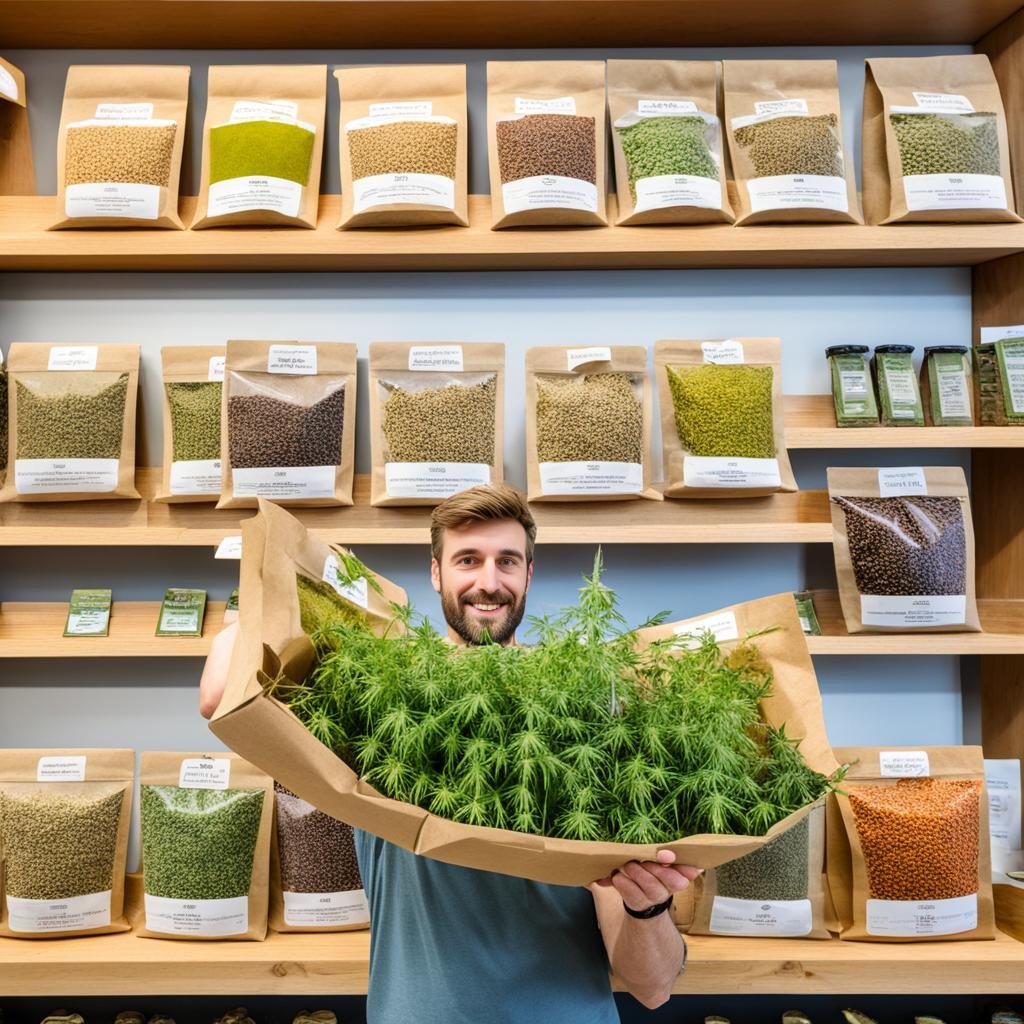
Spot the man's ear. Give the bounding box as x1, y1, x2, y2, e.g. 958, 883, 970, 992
525, 559, 534, 593
430, 557, 442, 594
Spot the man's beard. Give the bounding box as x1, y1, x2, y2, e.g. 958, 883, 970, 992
440, 584, 526, 646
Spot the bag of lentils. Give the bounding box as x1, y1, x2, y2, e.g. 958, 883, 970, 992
828, 466, 980, 633
921, 345, 974, 426
525, 345, 659, 503
828, 745, 994, 942
0, 342, 141, 503
369, 342, 504, 507
863, 55, 1019, 225
51, 65, 189, 230
723, 60, 861, 225
654, 338, 796, 499
193, 65, 327, 229
137, 751, 274, 941
873, 345, 924, 426
826, 345, 879, 427
487, 60, 607, 229
218, 340, 357, 510
336, 64, 468, 229
270, 782, 369, 933
0, 748, 133, 938
155, 345, 225, 504
607, 59, 733, 226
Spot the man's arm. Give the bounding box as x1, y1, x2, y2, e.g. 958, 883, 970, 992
199, 620, 238, 719
590, 852, 699, 1010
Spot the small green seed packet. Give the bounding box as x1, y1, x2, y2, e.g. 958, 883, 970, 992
64, 588, 112, 637
155, 588, 207, 637
226, 588, 239, 612
995, 339, 1024, 423
873, 345, 924, 426
793, 592, 822, 636
826, 345, 878, 427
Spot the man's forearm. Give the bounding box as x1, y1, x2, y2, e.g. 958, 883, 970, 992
611, 912, 686, 1009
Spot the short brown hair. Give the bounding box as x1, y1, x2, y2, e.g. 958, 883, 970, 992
430, 483, 536, 564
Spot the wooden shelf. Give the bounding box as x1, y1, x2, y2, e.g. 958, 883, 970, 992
5, 196, 1024, 272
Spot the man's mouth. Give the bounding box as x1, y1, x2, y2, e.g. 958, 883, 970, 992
466, 602, 506, 614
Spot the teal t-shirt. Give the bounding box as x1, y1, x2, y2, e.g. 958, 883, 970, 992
354, 828, 620, 1024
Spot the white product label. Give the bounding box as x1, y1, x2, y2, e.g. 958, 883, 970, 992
709, 896, 813, 937
980, 325, 1024, 343
48, 346, 99, 371
179, 757, 231, 789
501, 176, 598, 214
879, 750, 931, 778
883, 368, 918, 408
877, 467, 928, 496
911, 92, 974, 113
538, 460, 642, 496
637, 99, 699, 116
215, 535, 242, 559
0, 66, 19, 102
37, 755, 87, 782
860, 594, 967, 628
208, 176, 302, 218
866, 893, 977, 937
566, 347, 612, 371
385, 461, 490, 499
753, 98, 809, 117
903, 173, 1008, 212
701, 340, 745, 365
368, 100, 432, 118
985, 758, 1022, 850
353, 172, 454, 213
840, 370, 870, 398
634, 173, 721, 213
683, 456, 781, 490
65, 182, 161, 220
170, 459, 222, 496
15, 458, 118, 494
267, 344, 317, 375
1002, 347, 1024, 414
65, 605, 111, 636
144, 893, 248, 937
408, 345, 464, 372
673, 610, 739, 650
322, 554, 371, 609
747, 174, 848, 213
7, 890, 111, 934
937, 368, 971, 419
230, 99, 299, 125
283, 889, 370, 927
158, 605, 203, 635
208, 356, 226, 382
798, 614, 813, 633
231, 465, 336, 500
514, 96, 576, 115
95, 102, 155, 120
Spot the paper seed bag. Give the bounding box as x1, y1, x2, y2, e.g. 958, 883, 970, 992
0, 57, 35, 195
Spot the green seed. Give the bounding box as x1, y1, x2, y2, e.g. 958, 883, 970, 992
166, 381, 222, 462
891, 112, 1000, 177
715, 815, 809, 900
210, 120, 314, 187
616, 116, 718, 202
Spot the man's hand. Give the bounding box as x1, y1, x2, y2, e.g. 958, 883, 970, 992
593, 849, 701, 912
199, 620, 238, 719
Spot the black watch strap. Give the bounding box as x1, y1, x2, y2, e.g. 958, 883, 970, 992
623, 894, 674, 920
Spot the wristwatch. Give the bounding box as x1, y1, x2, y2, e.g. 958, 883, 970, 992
623, 894, 674, 919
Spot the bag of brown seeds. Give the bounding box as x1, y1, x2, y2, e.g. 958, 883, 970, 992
487, 60, 607, 229
0, 342, 141, 504
723, 60, 861, 226
525, 345, 659, 503
863, 55, 1019, 225
0, 748, 133, 939
368, 341, 504, 507
828, 745, 994, 942
828, 466, 980, 634
336, 64, 468, 229
52, 65, 189, 230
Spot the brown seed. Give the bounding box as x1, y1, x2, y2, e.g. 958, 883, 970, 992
228, 388, 345, 469
496, 114, 596, 184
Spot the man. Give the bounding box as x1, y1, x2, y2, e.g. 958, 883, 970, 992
200, 483, 697, 1022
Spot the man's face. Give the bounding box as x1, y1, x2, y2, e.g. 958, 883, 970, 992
431, 519, 532, 646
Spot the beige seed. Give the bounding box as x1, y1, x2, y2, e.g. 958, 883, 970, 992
65, 124, 176, 187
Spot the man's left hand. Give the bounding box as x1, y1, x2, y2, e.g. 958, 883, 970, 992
593, 850, 702, 913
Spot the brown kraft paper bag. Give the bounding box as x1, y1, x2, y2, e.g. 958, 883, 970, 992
0, 57, 35, 195
654, 338, 796, 499
0, 342, 140, 503
828, 465, 980, 634
337, 64, 468, 229
135, 750, 274, 941
863, 55, 1019, 225
52, 65, 189, 229
193, 65, 326, 229
0, 748, 134, 939
525, 345, 660, 503
723, 60, 861, 225
155, 345, 225, 504
608, 59, 733, 226
369, 341, 504, 507
218, 340, 357, 509
828, 745, 994, 942
487, 60, 607, 229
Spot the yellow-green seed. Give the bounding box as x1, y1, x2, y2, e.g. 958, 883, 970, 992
617, 116, 718, 202
166, 381, 222, 462
734, 114, 843, 178
891, 112, 1000, 177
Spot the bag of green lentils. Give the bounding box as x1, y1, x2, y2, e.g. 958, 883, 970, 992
154, 345, 226, 504
336, 64, 468, 229
51, 65, 190, 230
0, 747, 133, 939
525, 345, 660, 503
920, 345, 975, 426
487, 60, 607, 229
369, 341, 505, 507
863, 55, 1020, 225
193, 65, 327, 230
607, 59, 733, 226
136, 751, 274, 941
0, 342, 141, 504
654, 338, 797, 499
723, 60, 861, 226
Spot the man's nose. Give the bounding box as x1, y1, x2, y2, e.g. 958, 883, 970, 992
478, 559, 500, 591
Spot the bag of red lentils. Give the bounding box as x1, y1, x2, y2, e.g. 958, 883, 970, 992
828, 745, 994, 942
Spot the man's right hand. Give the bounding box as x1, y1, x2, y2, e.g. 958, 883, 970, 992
199, 620, 239, 719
